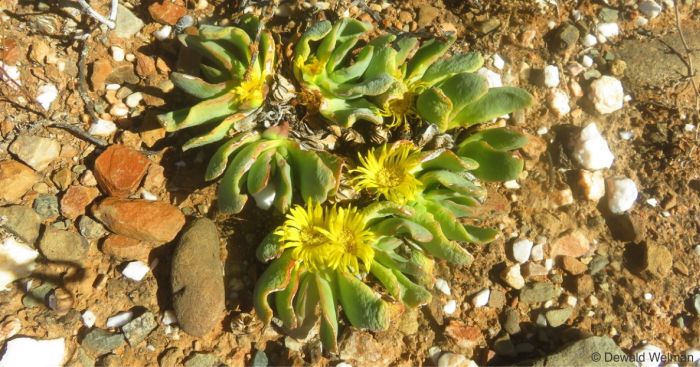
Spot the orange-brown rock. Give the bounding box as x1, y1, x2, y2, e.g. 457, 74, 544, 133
60, 185, 100, 220
148, 1, 186, 25
94, 145, 150, 197
101, 234, 151, 260
92, 197, 185, 243
0, 160, 39, 203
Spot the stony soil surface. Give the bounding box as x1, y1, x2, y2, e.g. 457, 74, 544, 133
1, 0, 700, 366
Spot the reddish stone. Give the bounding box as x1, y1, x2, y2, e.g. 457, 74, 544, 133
101, 234, 151, 260
0, 160, 39, 203
549, 231, 591, 259
60, 185, 100, 220
148, 1, 186, 25
90, 59, 112, 91
560, 256, 587, 275
94, 145, 150, 197
444, 320, 483, 351
92, 197, 185, 243
135, 52, 156, 78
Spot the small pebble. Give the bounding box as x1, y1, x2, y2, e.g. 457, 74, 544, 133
477, 68, 502, 88
579, 170, 606, 201
82, 310, 96, 328
141, 190, 157, 201
88, 119, 117, 136
435, 278, 451, 296
512, 239, 533, 264
154, 25, 172, 40
581, 55, 594, 68
471, 288, 490, 308
530, 243, 545, 261
125, 92, 143, 108
111, 46, 125, 62
536, 127, 549, 135
501, 264, 525, 289
619, 131, 633, 140
606, 176, 638, 214
565, 295, 578, 307
106, 310, 134, 328
106, 83, 121, 91
684, 124, 696, 132
573, 123, 615, 170
121, 261, 150, 281
643, 293, 653, 300
639, 0, 662, 19
693, 245, 700, 256
547, 89, 570, 117
162, 310, 177, 325
503, 180, 520, 190
492, 54, 505, 70
646, 198, 658, 207
543, 65, 560, 88
589, 76, 624, 114
582, 34, 598, 47
443, 300, 457, 315
125, 53, 135, 62
536, 313, 548, 327
109, 103, 129, 117
35, 84, 58, 111
597, 22, 620, 39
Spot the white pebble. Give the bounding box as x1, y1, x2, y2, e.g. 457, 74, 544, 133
536, 313, 548, 327
0, 237, 39, 291
435, 278, 451, 296
684, 124, 696, 132
639, 0, 662, 19
619, 131, 633, 140
0, 337, 65, 367
195, 0, 209, 10
501, 264, 525, 289
636, 16, 649, 27
162, 310, 178, 325
252, 183, 277, 210
437, 353, 478, 367
88, 119, 117, 136
512, 239, 533, 264
125, 92, 143, 108
81, 310, 96, 328
547, 89, 570, 117
579, 170, 606, 201
121, 261, 150, 281
597, 22, 620, 39
110, 103, 129, 117
110, 46, 125, 62
503, 180, 520, 190
536, 127, 549, 135
633, 344, 663, 367
492, 54, 505, 70
530, 243, 545, 261
471, 288, 490, 308
336, 363, 353, 367
646, 198, 658, 207
544, 258, 555, 271
588, 295, 599, 306
443, 300, 457, 315
643, 293, 653, 300
606, 177, 638, 214
106, 310, 134, 328
0, 61, 21, 87
694, 245, 700, 256
477, 68, 502, 88
589, 76, 624, 114
141, 190, 158, 201
35, 84, 58, 111
661, 211, 671, 217
543, 65, 560, 87
573, 123, 615, 170
125, 53, 135, 62
581, 55, 594, 68
154, 25, 172, 41
582, 34, 598, 47
565, 295, 578, 307
106, 83, 121, 91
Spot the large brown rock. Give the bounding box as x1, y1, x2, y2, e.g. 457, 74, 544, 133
94, 145, 150, 197
60, 185, 100, 220
92, 198, 185, 243
148, 0, 186, 25
0, 160, 39, 203
101, 234, 151, 261
171, 218, 224, 337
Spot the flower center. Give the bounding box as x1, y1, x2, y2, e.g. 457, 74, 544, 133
376, 166, 404, 188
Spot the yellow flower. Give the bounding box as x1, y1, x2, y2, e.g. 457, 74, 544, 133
275, 203, 375, 274
352, 143, 423, 204
232, 73, 264, 107
323, 206, 375, 274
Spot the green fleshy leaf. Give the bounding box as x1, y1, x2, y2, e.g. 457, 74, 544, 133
336, 272, 389, 331
421, 201, 470, 242
409, 209, 474, 265
247, 149, 275, 194
179, 35, 238, 75
315, 274, 338, 354
395, 37, 418, 65
393, 270, 432, 307
364, 46, 398, 80
252, 251, 296, 325
293, 21, 332, 71
236, 13, 262, 38
464, 224, 499, 244
157, 93, 238, 132
329, 46, 374, 85
405, 35, 455, 84
294, 273, 320, 333
287, 146, 335, 203
205, 131, 260, 181
218, 140, 276, 213
415, 87, 452, 130
372, 217, 433, 243
171, 72, 229, 99
421, 52, 484, 86
200, 64, 229, 83
439, 73, 489, 121
363, 201, 414, 221
418, 170, 487, 199
272, 153, 293, 213
461, 127, 528, 151
256, 231, 283, 262
420, 150, 479, 172
182, 112, 250, 151
327, 37, 361, 73
370, 262, 401, 300
374, 236, 403, 252
319, 97, 384, 127
259, 31, 276, 77
275, 266, 300, 329
197, 24, 252, 62
450, 87, 533, 128
335, 73, 394, 98
457, 141, 524, 182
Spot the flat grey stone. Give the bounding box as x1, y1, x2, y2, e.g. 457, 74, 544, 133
531, 336, 635, 367
112, 5, 144, 38
0, 205, 42, 245
81, 328, 126, 357
9, 135, 60, 171
122, 311, 157, 346
38, 227, 89, 264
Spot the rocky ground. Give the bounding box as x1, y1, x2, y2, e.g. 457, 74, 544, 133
1, 0, 700, 366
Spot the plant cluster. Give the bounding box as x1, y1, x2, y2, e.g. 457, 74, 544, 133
159, 15, 533, 353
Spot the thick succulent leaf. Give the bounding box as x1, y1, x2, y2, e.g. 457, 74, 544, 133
410, 209, 474, 265
421, 201, 470, 242
197, 24, 252, 62
450, 87, 533, 128
395, 37, 419, 65
259, 31, 276, 78
370, 262, 401, 300
171, 72, 229, 99
329, 46, 374, 85
464, 224, 499, 244
374, 236, 403, 252
287, 146, 336, 203
457, 141, 524, 182
336, 272, 389, 331
415, 87, 452, 131
336, 18, 372, 43
247, 149, 275, 194
420, 150, 479, 172
272, 153, 293, 213
461, 127, 528, 151
405, 250, 435, 286
236, 13, 262, 38
315, 274, 338, 354
437, 197, 477, 218
256, 231, 283, 262
440, 73, 490, 120
179, 35, 237, 75
200, 64, 229, 83
335, 73, 394, 98
253, 251, 296, 325
421, 52, 484, 86
293, 20, 332, 80
364, 46, 399, 80
327, 37, 361, 73
293, 273, 319, 332
405, 35, 455, 84
182, 112, 250, 151
372, 217, 433, 243
319, 97, 384, 127
205, 131, 260, 181
218, 140, 276, 213
393, 270, 432, 307
275, 265, 300, 329
158, 93, 238, 132
418, 170, 487, 199
363, 201, 414, 221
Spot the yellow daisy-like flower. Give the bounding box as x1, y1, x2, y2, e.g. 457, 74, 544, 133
323, 206, 375, 274
232, 73, 264, 107
352, 143, 424, 204
275, 203, 376, 274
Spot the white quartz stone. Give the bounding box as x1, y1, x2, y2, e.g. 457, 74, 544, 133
606, 177, 638, 214
573, 123, 615, 170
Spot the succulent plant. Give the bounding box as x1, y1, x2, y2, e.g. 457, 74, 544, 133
207, 124, 341, 214
157, 15, 276, 150
353, 141, 499, 265
254, 202, 391, 353
456, 127, 527, 182
292, 18, 394, 127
